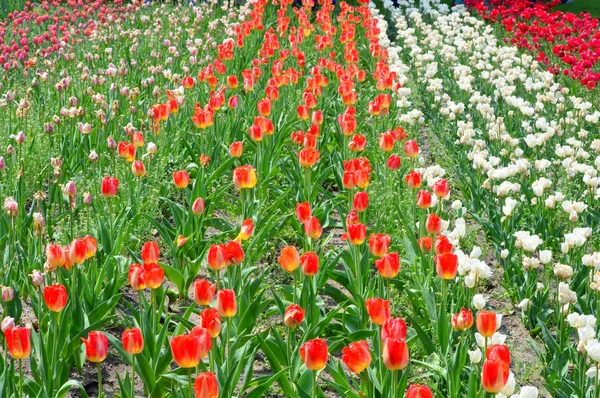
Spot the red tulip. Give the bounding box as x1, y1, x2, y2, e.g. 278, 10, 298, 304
101, 176, 119, 198
298, 148, 320, 168
232, 165, 257, 189
143, 263, 164, 289
434, 235, 453, 255
418, 236, 432, 252
257, 98, 272, 117
481, 359, 509, 393
435, 252, 458, 280
83, 235, 98, 259
486, 344, 510, 367
346, 223, 366, 245
69, 238, 87, 265
382, 338, 409, 370
425, 213, 441, 235
229, 141, 243, 158
284, 304, 305, 328
298, 104, 309, 120
405, 170, 421, 189
365, 298, 390, 325
141, 241, 160, 264
432, 179, 449, 198
207, 244, 228, 271
381, 317, 407, 340
451, 308, 474, 331
296, 202, 312, 223
416, 190, 432, 209
128, 263, 146, 290
476, 311, 498, 338
132, 160, 146, 177
300, 251, 319, 276
226, 241, 244, 265
342, 340, 371, 373
122, 328, 144, 355
343, 171, 356, 189
81, 331, 108, 363
46, 243, 66, 269
194, 372, 219, 398
278, 246, 300, 273
375, 252, 400, 278
386, 154, 401, 170
378, 132, 395, 152
194, 279, 216, 306
237, 218, 254, 241
404, 140, 418, 158
304, 216, 322, 239
192, 198, 205, 216
190, 326, 212, 359
406, 385, 433, 398
183, 76, 195, 89
173, 170, 190, 189
353, 191, 368, 212
44, 284, 67, 312
216, 290, 237, 318
5, 326, 31, 359
368, 233, 390, 257
200, 308, 222, 338
170, 334, 202, 368
300, 338, 328, 371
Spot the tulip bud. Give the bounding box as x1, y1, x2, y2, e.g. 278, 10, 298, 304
300, 338, 328, 371
193, 278, 216, 306
1, 286, 14, 302
1, 316, 15, 332
365, 298, 390, 325
476, 311, 498, 338
451, 308, 474, 331
192, 198, 205, 216
83, 192, 92, 205
342, 340, 371, 373
194, 372, 219, 398
216, 289, 237, 318
284, 304, 305, 328
30, 270, 44, 287
122, 328, 144, 355
382, 338, 409, 370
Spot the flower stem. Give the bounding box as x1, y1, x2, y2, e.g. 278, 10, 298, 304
97, 362, 102, 398
19, 359, 23, 398
188, 368, 193, 398
131, 354, 136, 398
313, 370, 317, 398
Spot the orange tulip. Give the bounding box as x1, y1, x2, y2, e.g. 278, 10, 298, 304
404, 140, 418, 158
118, 142, 136, 162
300, 338, 328, 371
304, 216, 322, 239
481, 359, 509, 393
365, 298, 390, 325
5, 326, 31, 359
183, 76, 195, 89
194, 372, 219, 398
343, 171, 356, 190
297, 104, 310, 120
43, 284, 68, 312
122, 328, 144, 355
342, 340, 371, 373
425, 213, 442, 235
194, 279, 216, 306
83, 235, 98, 259
46, 243, 66, 269
300, 251, 319, 276
69, 238, 87, 265
284, 304, 305, 328
143, 263, 164, 289
216, 290, 237, 318
173, 170, 190, 189
229, 141, 243, 158
81, 331, 108, 363
101, 176, 119, 198
200, 308, 222, 338
298, 148, 320, 168
418, 236, 432, 252
353, 191, 368, 212
170, 334, 202, 368
382, 338, 409, 371
141, 241, 160, 264
375, 252, 400, 278
435, 252, 458, 280
368, 233, 390, 257
296, 202, 312, 223
476, 311, 498, 338
190, 326, 212, 359
232, 165, 257, 189
278, 246, 300, 273
451, 308, 474, 331
207, 244, 228, 271
405, 171, 421, 189
406, 385, 433, 398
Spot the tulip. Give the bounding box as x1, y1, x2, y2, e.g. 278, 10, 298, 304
346, 223, 366, 245
343, 171, 356, 189
368, 233, 390, 257
300, 338, 328, 371
81, 331, 108, 363
194, 279, 216, 306
143, 263, 164, 289
232, 165, 257, 189
278, 246, 300, 272
132, 160, 146, 177
304, 216, 322, 239
173, 170, 190, 189
128, 263, 146, 290
481, 359, 509, 393
346, 210, 360, 225
425, 213, 441, 235
365, 298, 390, 325
404, 140, 418, 158
298, 104, 310, 120
30, 270, 43, 287
416, 190, 432, 209
405, 170, 421, 189
451, 308, 474, 331
84, 235, 98, 259
216, 290, 237, 318
237, 218, 254, 241
257, 98, 272, 117
387, 154, 401, 170
418, 236, 432, 252
46, 243, 66, 269
44, 284, 67, 312
190, 326, 212, 359
69, 238, 87, 265
226, 241, 244, 265
406, 385, 433, 398
434, 235, 453, 255
382, 338, 409, 370
486, 344, 510, 367
432, 179, 449, 198
353, 191, 368, 212
229, 141, 243, 158
183, 76, 195, 89
5, 326, 31, 359
194, 372, 219, 398
142, 241, 160, 264
375, 252, 400, 278
1, 286, 14, 302
435, 252, 458, 280
1, 317, 15, 332
296, 202, 312, 223
381, 318, 407, 340
101, 176, 119, 198
342, 340, 371, 373
200, 308, 222, 338
476, 311, 498, 338
284, 304, 305, 328
298, 148, 320, 168
207, 244, 228, 271
170, 334, 202, 368
122, 328, 144, 355
300, 252, 319, 276
192, 198, 205, 216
